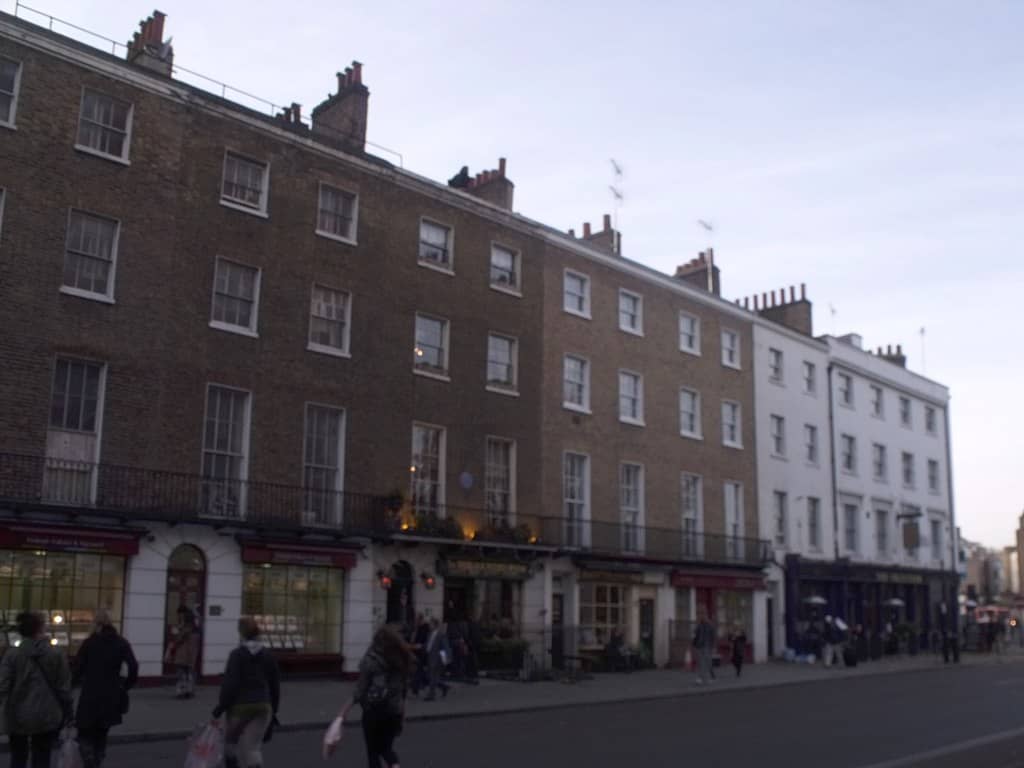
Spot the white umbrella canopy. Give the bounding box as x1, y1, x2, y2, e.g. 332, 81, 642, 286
834, 618, 849, 631
883, 598, 906, 608
803, 596, 828, 606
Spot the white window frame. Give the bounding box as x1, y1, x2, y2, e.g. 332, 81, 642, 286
44, 357, 107, 505
930, 518, 943, 561
773, 491, 787, 547
220, 150, 270, 217
307, 283, 352, 358
411, 422, 447, 517
678, 312, 701, 355
770, 414, 786, 457
928, 459, 940, 493
803, 361, 816, 394
838, 373, 854, 407
721, 400, 742, 448
840, 434, 857, 474
843, 502, 859, 554
489, 242, 522, 296
618, 289, 644, 336
619, 462, 645, 553
871, 385, 884, 418
0, 56, 22, 130
925, 406, 937, 435
563, 269, 591, 319
804, 424, 819, 465
413, 312, 451, 380
681, 472, 704, 558
562, 451, 591, 548
486, 332, 519, 395
899, 396, 912, 427
200, 383, 252, 519
562, 354, 591, 413
618, 369, 645, 426
301, 403, 346, 526
209, 256, 261, 337
74, 87, 133, 165
872, 443, 888, 482
721, 328, 741, 369
60, 208, 120, 304
875, 507, 889, 557
679, 388, 702, 439
724, 481, 745, 559
485, 436, 517, 525
48, 357, 106, 435
807, 497, 821, 551
418, 217, 455, 274
902, 451, 916, 489
768, 348, 784, 383
315, 182, 359, 245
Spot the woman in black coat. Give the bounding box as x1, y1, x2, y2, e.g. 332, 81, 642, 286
72, 609, 139, 768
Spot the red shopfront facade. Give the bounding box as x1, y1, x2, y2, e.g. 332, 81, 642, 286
672, 569, 764, 663
239, 540, 358, 675
0, 522, 141, 654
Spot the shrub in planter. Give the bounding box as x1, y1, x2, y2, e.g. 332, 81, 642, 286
479, 637, 529, 670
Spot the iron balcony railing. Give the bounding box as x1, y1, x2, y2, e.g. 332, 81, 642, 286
0, 453, 769, 567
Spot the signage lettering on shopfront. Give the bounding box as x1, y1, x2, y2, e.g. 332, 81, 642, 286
444, 559, 530, 580
241, 544, 357, 569
577, 569, 643, 584
671, 571, 764, 591
876, 572, 924, 585
0, 526, 140, 556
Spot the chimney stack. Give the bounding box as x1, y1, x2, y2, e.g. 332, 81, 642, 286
577, 212, 623, 256
674, 248, 721, 295
746, 280, 815, 335
126, 10, 173, 77
447, 157, 514, 210
312, 60, 370, 154
880, 343, 908, 368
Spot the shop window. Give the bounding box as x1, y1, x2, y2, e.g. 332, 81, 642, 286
0, 551, 124, 654
579, 582, 626, 648
715, 590, 753, 636
242, 564, 343, 654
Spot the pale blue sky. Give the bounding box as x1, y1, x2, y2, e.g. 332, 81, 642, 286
19, 0, 1023, 547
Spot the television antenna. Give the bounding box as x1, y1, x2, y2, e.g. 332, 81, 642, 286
609, 158, 624, 254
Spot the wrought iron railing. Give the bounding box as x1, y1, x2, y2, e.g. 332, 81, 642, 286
0, 453, 769, 566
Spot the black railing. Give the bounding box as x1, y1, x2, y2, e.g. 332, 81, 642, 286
0, 453, 769, 566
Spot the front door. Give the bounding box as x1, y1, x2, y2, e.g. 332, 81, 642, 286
163, 544, 206, 677
551, 592, 565, 670
767, 596, 775, 657
639, 598, 655, 664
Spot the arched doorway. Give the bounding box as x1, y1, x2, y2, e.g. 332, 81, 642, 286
385, 561, 415, 632
163, 544, 206, 677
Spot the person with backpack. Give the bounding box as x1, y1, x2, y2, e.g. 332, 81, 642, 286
337, 625, 413, 768
73, 608, 139, 768
212, 618, 280, 768
0, 611, 72, 768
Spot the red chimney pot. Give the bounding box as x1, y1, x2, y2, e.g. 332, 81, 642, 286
498, 157, 506, 176
603, 214, 611, 231
583, 222, 592, 237
352, 61, 363, 85
789, 286, 796, 302
800, 283, 806, 300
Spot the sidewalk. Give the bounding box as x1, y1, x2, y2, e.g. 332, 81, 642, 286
95, 650, 1022, 746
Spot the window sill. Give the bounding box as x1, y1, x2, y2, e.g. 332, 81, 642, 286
803, 389, 818, 398
0, 121, 16, 131
841, 469, 858, 477
680, 431, 703, 442
769, 377, 785, 388
307, 343, 351, 359
900, 422, 912, 430
679, 346, 701, 357
209, 321, 259, 338
59, 286, 115, 304
490, 283, 522, 298
929, 488, 941, 496
563, 308, 592, 320
873, 477, 888, 485
723, 441, 744, 450
839, 402, 855, 411
619, 326, 644, 338
771, 453, 788, 462
805, 460, 820, 469
871, 413, 885, 421
417, 260, 455, 276
619, 418, 646, 428
74, 144, 130, 166
220, 199, 269, 219
413, 368, 451, 383
562, 403, 591, 415
315, 229, 358, 247
721, 361, 742, 371
486, 385, 519, 398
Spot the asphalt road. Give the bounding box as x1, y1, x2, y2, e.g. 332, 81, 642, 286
100, 660, 1024, 768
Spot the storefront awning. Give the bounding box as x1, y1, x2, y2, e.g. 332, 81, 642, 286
241, 541, 358, 569
0, 523, 141, 556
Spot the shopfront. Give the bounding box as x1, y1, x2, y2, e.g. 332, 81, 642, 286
671, 570, 763, 663
439, 557, 531, 635
577, 566, 644, 651
240, 541, 356, 673
0, 523, 139, 654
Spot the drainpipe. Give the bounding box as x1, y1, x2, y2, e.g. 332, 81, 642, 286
826, 363, 840, 561
943, 401, 960, 655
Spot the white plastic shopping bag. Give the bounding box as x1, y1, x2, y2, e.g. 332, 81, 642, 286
53, 728, 83, 768
322, 716, 343, 760
184, 721, 224, 768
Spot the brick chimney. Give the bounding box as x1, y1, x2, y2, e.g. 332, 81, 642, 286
674, 249, 721, 296
447, 157, 514, 211
126, 11, 173, 77
738, 283, 813, 335
312, 62, 369, 153
575, 213, 622, 256
879, 343, 907, 368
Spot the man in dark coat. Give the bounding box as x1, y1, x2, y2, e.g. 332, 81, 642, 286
73, 608, 139, 768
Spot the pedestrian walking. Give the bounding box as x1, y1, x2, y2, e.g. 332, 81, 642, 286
692, 611, 715, 685
0, 611, 72, 768
166, 606, 200, 699
729, 625, 747, 678
822, 616, 839, 667
424, 618, 451, 701
410, 613, 430, 697
73, 608, 139, 768
337, 625, 413, 768
212, 617, 280, 768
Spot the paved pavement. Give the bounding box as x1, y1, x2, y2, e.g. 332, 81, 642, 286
105, 650, 1013, 742
96, 656, 1024, 767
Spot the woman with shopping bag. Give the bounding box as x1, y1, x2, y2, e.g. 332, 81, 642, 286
0, 611, 73, 767
212, 617, 280, 768
73, 608, 139, 768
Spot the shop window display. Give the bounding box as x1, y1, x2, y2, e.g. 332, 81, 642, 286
242, 564, 343, 654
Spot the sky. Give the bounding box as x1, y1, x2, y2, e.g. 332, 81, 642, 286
15, 0, 1023, 547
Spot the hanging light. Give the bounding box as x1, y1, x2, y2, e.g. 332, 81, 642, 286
377, 569, 393, 590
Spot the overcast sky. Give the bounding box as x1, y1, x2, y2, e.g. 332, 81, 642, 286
21, 0, 1023, 548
